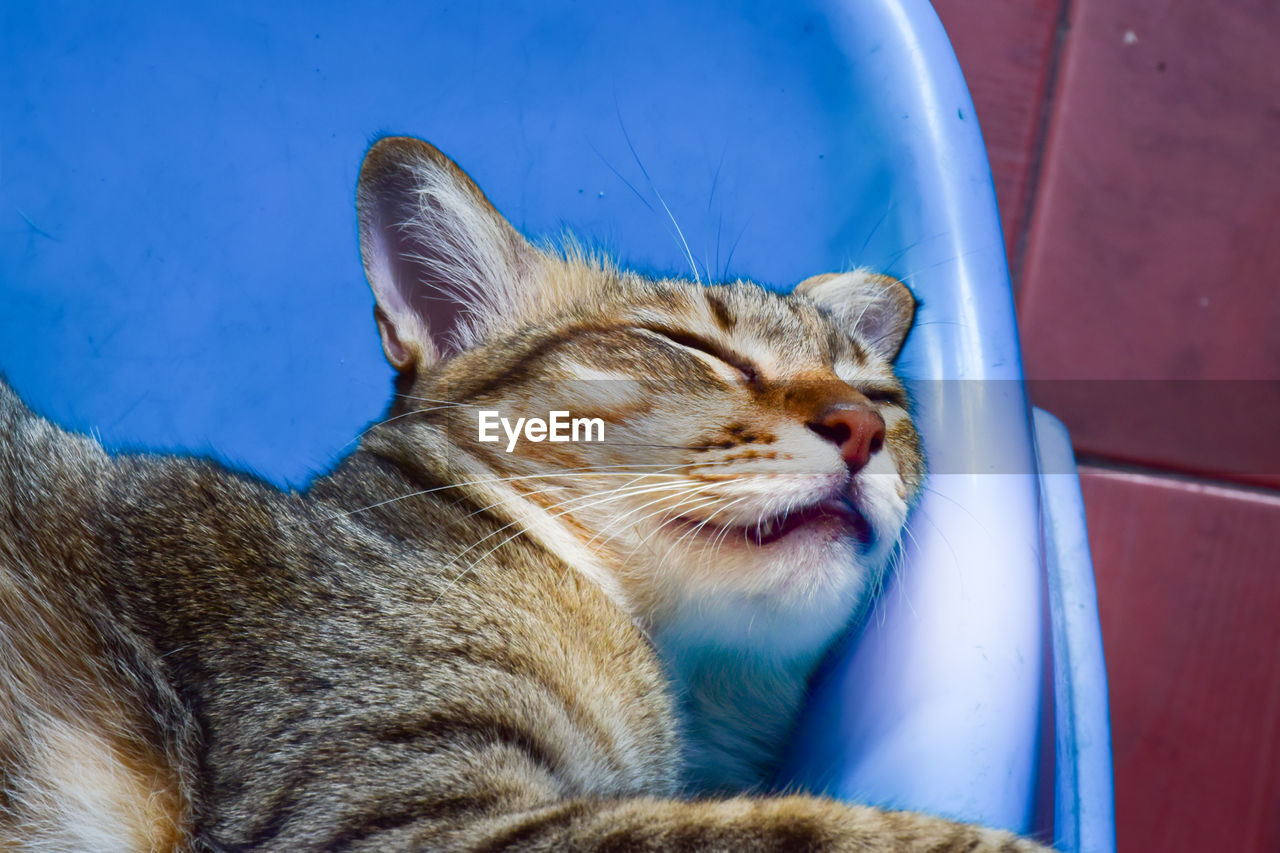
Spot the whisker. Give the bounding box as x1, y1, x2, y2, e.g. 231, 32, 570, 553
339, 403, 466, 450
721, 215, 752, 282
908, 500, 966, 591
714, 212, 724, 285
850, 276, 905, 331
295, 462, 726, 527
711, 497, 754, 555
427, 479, 716, 608
668, 494, 751, 554
893, 522, 923, 619
432, 466, 726, 575
593, 441, 732, 451
639, 493, 733, 569
394, 394, 482, 408
857, 200, 895, 260
873, 228, 953, 270
918, 484, 990, 536
556, 487, 729, 593
581, 481, 725, 551
894, 245, 994, 287
695, 496, 757, 567
442, 460, 730, 531
589, 140, 659, 217
615, 106, 701, 286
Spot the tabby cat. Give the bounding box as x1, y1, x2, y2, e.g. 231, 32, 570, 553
0, 137, 1046, 851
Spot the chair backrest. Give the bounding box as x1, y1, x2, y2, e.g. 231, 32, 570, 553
2, 0, 1053, 840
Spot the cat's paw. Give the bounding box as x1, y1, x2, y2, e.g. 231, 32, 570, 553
821, 801, 1055, 853
967, 825, 1056, 852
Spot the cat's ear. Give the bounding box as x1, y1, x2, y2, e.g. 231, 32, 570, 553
794, 270, 916, 361
357, 136, 541, 372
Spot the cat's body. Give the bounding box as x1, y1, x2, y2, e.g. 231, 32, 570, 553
0, 379, 678, 850
0, 137, 1045, 851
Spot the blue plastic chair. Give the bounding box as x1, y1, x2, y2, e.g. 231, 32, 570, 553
0, 1, 1114, 849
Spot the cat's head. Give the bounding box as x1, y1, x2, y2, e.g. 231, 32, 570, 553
357, 137, 923, 653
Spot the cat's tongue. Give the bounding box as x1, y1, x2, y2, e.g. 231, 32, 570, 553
745, 500, 871, 547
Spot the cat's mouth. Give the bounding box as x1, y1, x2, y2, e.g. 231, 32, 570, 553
672, 499, 873, 548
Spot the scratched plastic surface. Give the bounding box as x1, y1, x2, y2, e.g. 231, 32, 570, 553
0, 1, 1110, 846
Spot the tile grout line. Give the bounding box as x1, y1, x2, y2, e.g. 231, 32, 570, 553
1012, 0, 1075, 290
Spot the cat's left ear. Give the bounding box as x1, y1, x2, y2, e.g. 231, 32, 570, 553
357, 136, 542, 373
794, 270, 916, 361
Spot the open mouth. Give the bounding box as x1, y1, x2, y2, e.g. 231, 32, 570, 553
674, 499, 873, 547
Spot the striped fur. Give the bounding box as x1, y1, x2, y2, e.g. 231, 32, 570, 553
0, 137, 1049, 851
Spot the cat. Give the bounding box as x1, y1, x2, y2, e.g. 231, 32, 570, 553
0, 136, 1046, 851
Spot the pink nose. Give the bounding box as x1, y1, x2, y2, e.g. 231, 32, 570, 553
809, 406, 886, 472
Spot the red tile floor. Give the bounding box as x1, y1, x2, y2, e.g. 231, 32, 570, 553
931, 1, 1280, 850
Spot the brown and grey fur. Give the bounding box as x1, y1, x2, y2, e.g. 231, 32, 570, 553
0, 137, 1048, 851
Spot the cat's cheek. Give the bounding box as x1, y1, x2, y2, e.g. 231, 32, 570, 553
851, 448, 911, 548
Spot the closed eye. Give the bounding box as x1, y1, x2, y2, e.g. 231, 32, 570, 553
637, 326, 760, 384
859, 385, 906, 406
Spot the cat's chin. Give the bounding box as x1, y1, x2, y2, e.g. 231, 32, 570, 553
648, 533, 874, 658
653, 522, 874, 614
